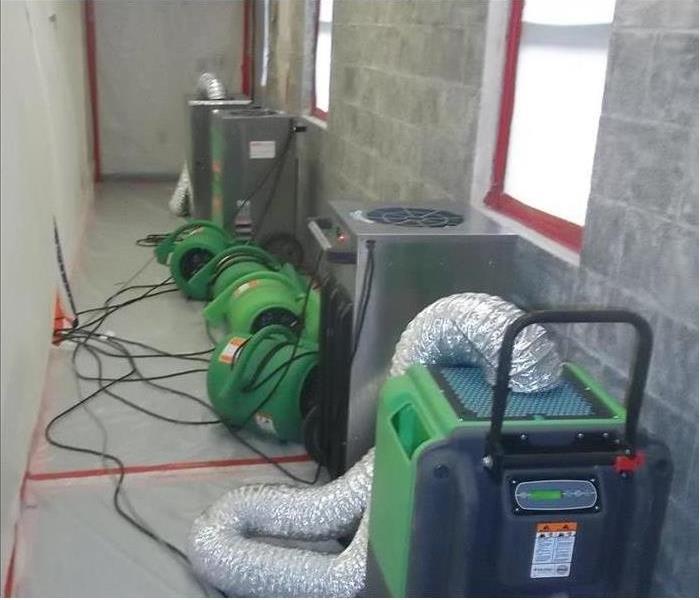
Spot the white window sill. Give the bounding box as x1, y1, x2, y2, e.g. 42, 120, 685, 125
302, 114, 328, 130
475, 203, 581, 268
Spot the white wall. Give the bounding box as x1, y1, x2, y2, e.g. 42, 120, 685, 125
94, 0, 245, 176
1, 0, 94, 582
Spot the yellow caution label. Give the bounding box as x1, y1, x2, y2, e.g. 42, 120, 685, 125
530, 522, 577, 579
218, 336, 246, 364
233, 280, 259, 298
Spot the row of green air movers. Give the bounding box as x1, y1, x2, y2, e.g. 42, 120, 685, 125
155, 221, 320, 444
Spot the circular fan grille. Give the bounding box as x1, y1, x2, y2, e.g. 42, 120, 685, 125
364, 206, 464, 228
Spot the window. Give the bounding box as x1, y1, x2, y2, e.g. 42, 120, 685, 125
485, 0, 615, 251
312, 0, 333, 119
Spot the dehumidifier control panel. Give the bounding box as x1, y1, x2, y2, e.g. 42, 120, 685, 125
513, 479, 598, 512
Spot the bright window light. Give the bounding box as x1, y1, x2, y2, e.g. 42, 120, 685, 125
503, 0, 615, 226
313, 0, 333, 116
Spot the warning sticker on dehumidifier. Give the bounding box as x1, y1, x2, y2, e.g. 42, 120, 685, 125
249, 140, 276, 159
530, 522, 577, 579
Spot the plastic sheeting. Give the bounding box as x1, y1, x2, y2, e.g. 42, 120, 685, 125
13, 464, 327, 597
9, 182, 321, 597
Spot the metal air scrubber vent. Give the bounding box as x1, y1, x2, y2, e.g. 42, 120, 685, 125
364, 206, 464, 228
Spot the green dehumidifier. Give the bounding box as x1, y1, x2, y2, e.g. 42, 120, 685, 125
367, 309, 671, 597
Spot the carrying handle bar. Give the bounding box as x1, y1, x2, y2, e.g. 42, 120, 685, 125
485, 309, 653, 468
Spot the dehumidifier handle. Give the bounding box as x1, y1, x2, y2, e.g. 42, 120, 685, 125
485, 309, 653, 465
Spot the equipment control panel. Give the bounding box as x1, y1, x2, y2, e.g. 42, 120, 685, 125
307, 217, 356, 263
513, 479, 599, 513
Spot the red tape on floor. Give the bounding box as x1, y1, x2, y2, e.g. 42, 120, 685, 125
26, 453, 311, 482
3, 523, 18, 598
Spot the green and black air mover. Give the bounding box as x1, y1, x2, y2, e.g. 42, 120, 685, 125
203, 265, 320, 340
186, 243, 282, 301
155, 220, 234, 297
366, 310, 671, 598
207, 325, 318, 442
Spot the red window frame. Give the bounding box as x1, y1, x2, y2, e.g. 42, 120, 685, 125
484, 0, 584, 252
311, 0, 329, 120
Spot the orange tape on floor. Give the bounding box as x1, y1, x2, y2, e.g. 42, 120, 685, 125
26, 453, 311, 481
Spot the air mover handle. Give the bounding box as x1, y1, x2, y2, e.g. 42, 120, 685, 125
203, 269, 300, 324
235, 325, 298, 388
485, 309, 653, 469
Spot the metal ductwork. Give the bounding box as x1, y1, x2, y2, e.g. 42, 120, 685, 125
188, 449, 374, 597
196, 72, 227, 100
390, 292, 562, 393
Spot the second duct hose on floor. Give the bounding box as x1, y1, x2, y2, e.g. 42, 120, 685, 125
188, 450, 374, 597
188, 293, 562, 596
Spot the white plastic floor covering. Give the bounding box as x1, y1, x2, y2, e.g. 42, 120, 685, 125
10, 182, 324, 597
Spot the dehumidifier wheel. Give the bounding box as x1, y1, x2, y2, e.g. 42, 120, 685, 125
260, 232, 304, 268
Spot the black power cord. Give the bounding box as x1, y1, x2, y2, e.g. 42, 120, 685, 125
53, 217, 79, 328
135, 233, 169, 247
48, 268, 221, 595
351, 240, 375, 360
230, 124, 297, 238
47, 244, 325, 587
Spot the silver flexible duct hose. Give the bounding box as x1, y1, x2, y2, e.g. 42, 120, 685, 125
168, 163, 192, 217
197, 72, 227, 100
189, 295, 562, 597
188, 449, 374, 597
390, 292, 562, 392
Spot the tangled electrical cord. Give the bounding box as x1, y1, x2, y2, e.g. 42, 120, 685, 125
48, 271, 222, 595
135, 233, 169, 247
48, 244, 326, 593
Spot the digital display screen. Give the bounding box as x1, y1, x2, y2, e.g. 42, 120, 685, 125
529, 490, 563, 501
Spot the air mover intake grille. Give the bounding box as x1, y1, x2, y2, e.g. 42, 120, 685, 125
364, 206, 464, 228
434, 366, 615, 421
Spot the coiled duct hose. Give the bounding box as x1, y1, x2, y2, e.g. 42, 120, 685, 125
188, 293, 562, 596
188, 450, 374, 597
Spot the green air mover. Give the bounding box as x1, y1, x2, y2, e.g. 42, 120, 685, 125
155, 220, 234, 297
207, 325, 319, 442
366, 310, 671, 598
203, 264, 320, 340
186, 244, 282, 301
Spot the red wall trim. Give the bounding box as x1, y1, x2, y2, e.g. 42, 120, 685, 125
489, 0, 523, 194
310, 0, 328, 121
486, 192, 583, 251
84, 0, 101, 182
485, 0, 584, 252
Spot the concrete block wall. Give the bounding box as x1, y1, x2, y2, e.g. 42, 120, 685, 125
327, 0, 487, 203
261, 0, 489, 214
260, 0, 698, 595
512, 1, 698, 595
